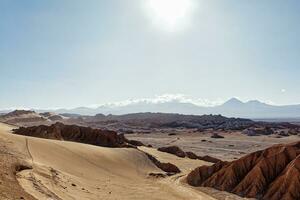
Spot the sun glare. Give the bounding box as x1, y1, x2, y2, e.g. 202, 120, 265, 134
145, 0, 196, 32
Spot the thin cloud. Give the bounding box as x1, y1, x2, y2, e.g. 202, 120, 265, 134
95, 94, 224, 108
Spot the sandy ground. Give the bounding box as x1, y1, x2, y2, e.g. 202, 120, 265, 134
0, 123, 37, 200
0, 122, 221, 200
126, 131, 300, 161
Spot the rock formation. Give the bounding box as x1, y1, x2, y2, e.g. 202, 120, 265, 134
199, 155, 223, 164
187, 141, 300, 200
145, 153, 180, 174
211, 133, 224, 139
0, 110, 46, 125
242, 127, 274, 136
158, 146, 186, 158
13, 123, 179, 176
0, 110, 66, 127
78, 113, 255, 131
13, 122, 128, 148
158, 146, 221, 163
126, 139, 145, 147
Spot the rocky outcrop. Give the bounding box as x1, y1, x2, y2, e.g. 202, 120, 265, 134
185, 151, 199, 159
145, 153, 180, 174
13, 123, 129, 148
158, 146, 186, 158
242, 127, 274, 136
186, 151, 222, 163
187, 141, 300, 200
126, 140, 145, 147
263, 155, 300, 200
211, 133, 224, 139
40, 112, 64, 121
2, 110, 36, 117
0, 110, 46, 125
80, 113, 255, 131
187, 161, 228, 186
158, 146, 221, 163
199, 155, 223, 163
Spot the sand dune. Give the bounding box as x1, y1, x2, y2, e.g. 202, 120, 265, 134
0, 122, 216, 200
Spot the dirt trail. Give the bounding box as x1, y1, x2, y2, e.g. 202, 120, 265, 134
139, 146, 217, 200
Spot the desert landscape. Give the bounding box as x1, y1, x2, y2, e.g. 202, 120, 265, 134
1, 0, 300, 199
0, 122, 215, 200
0, 110, 300, 199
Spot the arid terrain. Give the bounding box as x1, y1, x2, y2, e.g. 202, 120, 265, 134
126, 130, 300, 161
187, 141, 300, 200
2, 0, 300, 199
1, 110, 300, 200
0, 122, 235, 200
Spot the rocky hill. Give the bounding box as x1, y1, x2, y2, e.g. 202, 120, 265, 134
69, 113, 300, 136
3, 110, 299, 137
158, 146, 222, 163
13, 122, 129, 148
0, 110, 66, 127
187, 141, 300, 200
76, 113, 255, 131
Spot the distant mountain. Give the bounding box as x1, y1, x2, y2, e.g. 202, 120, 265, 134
4, 98, 300, 119
210, 98, 300, 119
37, 101, 204, 116
37, 98, 300, 119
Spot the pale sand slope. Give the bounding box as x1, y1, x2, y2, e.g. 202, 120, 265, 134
0, 123, 216, 200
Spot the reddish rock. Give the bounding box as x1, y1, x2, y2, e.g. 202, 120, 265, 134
198, 155, 222, 163
158, 146, 186, 158
187, 161, 228, 186
263, 155, 300, 200
13, 122, 128, 148
145, 153, 180, 174
187, 141, 300, 200
158, 146, 221, 163
127, 140, 144, 147
185, 152, 199, 159
158, 162, 181, 174
211, 133, 224, 139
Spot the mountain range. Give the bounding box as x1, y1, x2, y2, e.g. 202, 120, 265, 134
2, 98, 300, 119
43, 98, 300, 119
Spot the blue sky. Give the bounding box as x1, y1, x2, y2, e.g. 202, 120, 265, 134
0, 0, 300, 109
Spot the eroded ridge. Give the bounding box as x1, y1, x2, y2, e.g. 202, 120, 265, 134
187, 141, 300, 200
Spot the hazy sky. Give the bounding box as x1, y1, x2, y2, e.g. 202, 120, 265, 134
1, 0, 300, 109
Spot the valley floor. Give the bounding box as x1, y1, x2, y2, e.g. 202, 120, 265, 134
126, 130, 300, 161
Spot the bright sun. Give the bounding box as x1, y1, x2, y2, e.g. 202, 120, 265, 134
145, 0, 196, 32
